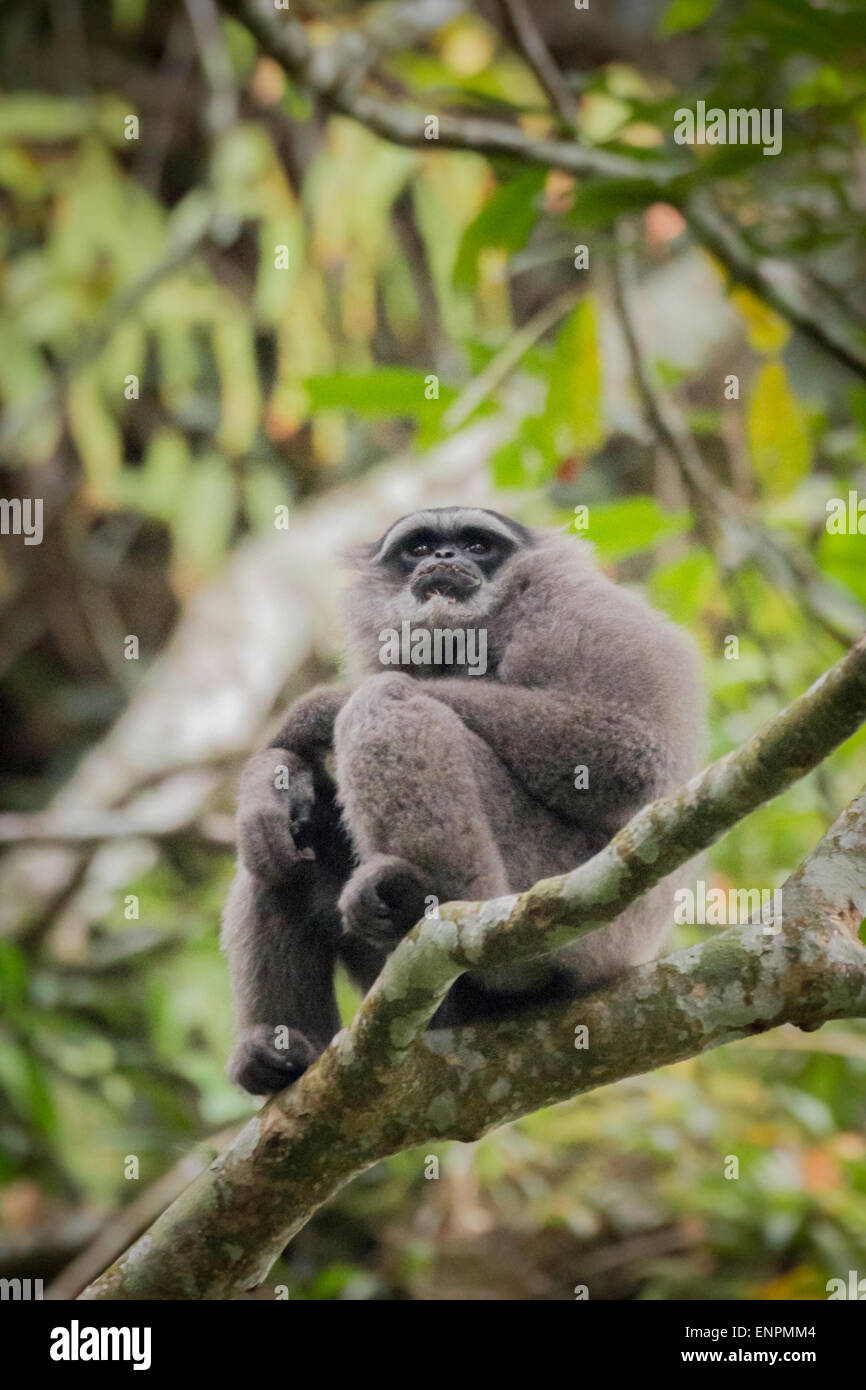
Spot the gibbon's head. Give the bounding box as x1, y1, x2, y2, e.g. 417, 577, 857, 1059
340, 506, 575, 676
370, 506, 532, 601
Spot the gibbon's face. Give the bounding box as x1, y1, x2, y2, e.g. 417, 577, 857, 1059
369, 507, 533, 617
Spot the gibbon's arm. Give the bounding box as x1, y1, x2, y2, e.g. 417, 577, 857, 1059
269, 684, 352, 759
261, 675, 683, 829
413, 678, 677, 829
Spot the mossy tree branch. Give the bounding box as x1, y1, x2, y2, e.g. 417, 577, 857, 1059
79, 637, 866, 1300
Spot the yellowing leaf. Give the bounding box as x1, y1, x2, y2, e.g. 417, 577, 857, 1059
0, 321, 59, 464
749, 1268, 827, 1301
436, 16, 496, 77
171, 453, 237, 573
545, 296, 604, 455
118, 428, 191, 521
747, 362, 811, 496
67, 373, 123, 505
579, 92, 630, 143
730, 287, 791, 354
212, 318, 260, 457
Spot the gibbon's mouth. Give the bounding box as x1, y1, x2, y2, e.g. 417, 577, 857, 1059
410, 562, 481, 603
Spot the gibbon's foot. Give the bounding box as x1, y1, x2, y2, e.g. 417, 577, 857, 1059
339, 854, 431, 950
227, 1024, 319, 1096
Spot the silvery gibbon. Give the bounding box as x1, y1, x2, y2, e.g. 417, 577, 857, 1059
222, 507, 705, 1094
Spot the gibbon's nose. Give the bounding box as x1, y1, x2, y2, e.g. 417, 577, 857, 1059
434, 545, 456, 558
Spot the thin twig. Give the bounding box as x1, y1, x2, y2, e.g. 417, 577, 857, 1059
0, 810, 235, 848
610, 220, 865, 648
443, 287, 579, 431
219, 0, 684, 183
219, 0, 866, 384
684, 191, 866, 383
185, 0, 239, 133
497, 0, 580, 132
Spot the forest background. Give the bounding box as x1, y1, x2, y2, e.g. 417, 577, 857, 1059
1, 0, 866, 1300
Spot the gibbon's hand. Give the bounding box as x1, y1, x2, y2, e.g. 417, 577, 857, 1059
236, 747, 317, 885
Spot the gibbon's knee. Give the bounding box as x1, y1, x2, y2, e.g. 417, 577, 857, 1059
335, 670, 451, 740
334, 673, 507, 899
334, 671, 471, 798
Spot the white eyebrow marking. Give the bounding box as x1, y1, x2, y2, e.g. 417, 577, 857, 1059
374, 510, 522, 561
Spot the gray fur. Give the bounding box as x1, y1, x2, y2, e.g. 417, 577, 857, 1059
221, 507, 705, 1093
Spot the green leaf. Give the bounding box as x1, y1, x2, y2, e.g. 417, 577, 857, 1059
0, 320, 59, 463
0, 1044, 56, 1136
581, 496, 690, 560
817, 528, 866, 604
490, 415, 559, 489
118, 427, 191, 521
212, 318, 261, 457
491, 436, 532, 490
650, 548, 717, 623
747, 362, 812, 496
0, 95, 97, 142
171, 453, 237, 571
563, 176, 662, 229
453, 170, 545, 289
242, 466, 291, 531
112, 0, 148, 31
659, 0, 718, 37
0, 940, 27, 1013
255, 214, 303, 324
848, 385, 866, 434
66, 371, 123, 504
304, 369, 456, 420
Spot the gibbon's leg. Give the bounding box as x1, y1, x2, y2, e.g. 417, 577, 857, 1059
337, 930, 390, 998
222, 867, 342, 1094
332, 673, 672, 1029
333, 673, 510, 949
222, 751, 353, 1095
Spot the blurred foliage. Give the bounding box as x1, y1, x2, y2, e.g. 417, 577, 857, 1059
1, 0, 865, 1299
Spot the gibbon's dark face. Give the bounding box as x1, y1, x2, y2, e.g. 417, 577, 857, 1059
370, 507, 533, 608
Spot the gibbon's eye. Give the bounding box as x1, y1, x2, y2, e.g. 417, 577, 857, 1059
465, 538, 492, 556
407, 540, 433, 557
